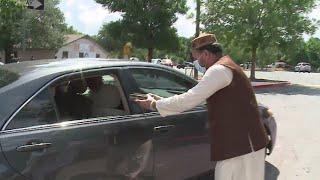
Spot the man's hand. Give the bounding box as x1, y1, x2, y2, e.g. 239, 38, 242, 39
134, 94, 157, 111
148, 93, 163, 100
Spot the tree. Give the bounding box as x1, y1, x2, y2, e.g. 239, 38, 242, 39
65, 26, 82, 35
202, 0, 318, 79
154, 36, 191, 63
95, 0, 188, 61
0, 0, 68, 62
0, 0, 24, 62
306, 37, 320, 69
96, 21, 129, 53
193, 0, 202, 79
21, 0, 67, 49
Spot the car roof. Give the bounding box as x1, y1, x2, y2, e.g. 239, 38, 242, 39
1, 58, 153, 75
0, 58, 180, 125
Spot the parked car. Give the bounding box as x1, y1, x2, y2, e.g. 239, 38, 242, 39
0, 59, 276, 180
0, 62, 4, 66
295, 62, 311, 73
151, 58, 162, 64
177, 61, 194, 69
160, 58, 173, 67
129, 57, 140, 61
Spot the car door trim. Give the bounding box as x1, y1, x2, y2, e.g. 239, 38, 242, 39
0, 114, 146, 135
143, 106, 207, 119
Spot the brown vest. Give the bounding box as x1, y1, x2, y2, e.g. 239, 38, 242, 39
206, 55, 268, 161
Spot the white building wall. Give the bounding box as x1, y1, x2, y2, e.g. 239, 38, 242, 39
55, 38, 108, 59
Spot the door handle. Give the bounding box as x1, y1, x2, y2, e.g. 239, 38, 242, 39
153, 125, 175, 133
16, 142, 52, 152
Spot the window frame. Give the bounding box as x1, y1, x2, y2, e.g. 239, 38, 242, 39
123, 66, 199, 115
2, 67, 133, 131
4, 86, 59, 130
128, 66, 197, 97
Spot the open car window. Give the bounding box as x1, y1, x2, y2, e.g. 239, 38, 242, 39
129, 68, 195, 98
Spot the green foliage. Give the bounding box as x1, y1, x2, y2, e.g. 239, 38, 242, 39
290, 38, 320, 69
203, 0, 318, 78
306, 38, 320, 68
155, 36, 191, 63
64, 26, 82, 35
0, 0, 24, 50
96, 21, 129, 52
0, 0, 68, 62
0, 68, 19, 88
95, 0, 188, 61
21, 0, 67, 49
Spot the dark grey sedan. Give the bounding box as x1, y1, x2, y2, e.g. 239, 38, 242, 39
0, 59, 276, 180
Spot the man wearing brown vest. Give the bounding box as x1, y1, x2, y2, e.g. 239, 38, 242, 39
135, 33, 268, 180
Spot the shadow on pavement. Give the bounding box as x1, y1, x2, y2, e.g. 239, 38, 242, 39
255, 84, 320, 96
265, 161, 280, 180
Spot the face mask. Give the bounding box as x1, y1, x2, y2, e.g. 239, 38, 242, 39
193, 60, 206, 73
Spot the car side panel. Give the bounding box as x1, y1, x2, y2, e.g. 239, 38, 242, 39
0, 148, 22, 180
146, 108, 212, 180
0, 116, 155, 180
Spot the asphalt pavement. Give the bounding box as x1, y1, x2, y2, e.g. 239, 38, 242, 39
177, 67, 320, 179
253, 71, 320, 180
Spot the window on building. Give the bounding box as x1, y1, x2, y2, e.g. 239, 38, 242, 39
96, 54, 100, 58
79, 52, 84, 58
62, 51, 68, 58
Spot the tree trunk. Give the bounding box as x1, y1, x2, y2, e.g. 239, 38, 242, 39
147, 47, 153, 62
194, 0, 201, 79
4, 45, 13, 64
195, 0, 201, 37
250, 47, 257, 80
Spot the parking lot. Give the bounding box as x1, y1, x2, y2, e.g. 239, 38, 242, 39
253, 71, 320, 180
177, 68, 320, 179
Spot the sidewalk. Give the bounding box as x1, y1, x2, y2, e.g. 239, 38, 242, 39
251, 79, 290, 89
196, 76, 290, 89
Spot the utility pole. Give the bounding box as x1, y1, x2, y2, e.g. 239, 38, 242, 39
193, 0, 201, 80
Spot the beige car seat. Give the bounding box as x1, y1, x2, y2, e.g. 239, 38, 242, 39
90, 84, 127, 117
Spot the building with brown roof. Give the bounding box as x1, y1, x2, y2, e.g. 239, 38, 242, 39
55, 34, 108, 59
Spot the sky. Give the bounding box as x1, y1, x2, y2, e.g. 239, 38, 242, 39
58, 0, 320, 39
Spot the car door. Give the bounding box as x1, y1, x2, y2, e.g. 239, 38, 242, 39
125, 67, 213, 180
0, 68, 155, 180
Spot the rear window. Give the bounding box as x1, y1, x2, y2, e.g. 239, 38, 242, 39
0, 68, 20, 88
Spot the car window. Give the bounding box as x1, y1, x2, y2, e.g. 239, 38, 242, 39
6, 88, 57, 130
52, 72, 130, 122
129, 68, 195, 98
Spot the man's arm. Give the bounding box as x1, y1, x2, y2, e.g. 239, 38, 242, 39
134, 65, 233, 116
155, 65, 233, 116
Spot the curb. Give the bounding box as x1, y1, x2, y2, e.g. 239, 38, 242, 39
252, 82, 291, 89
